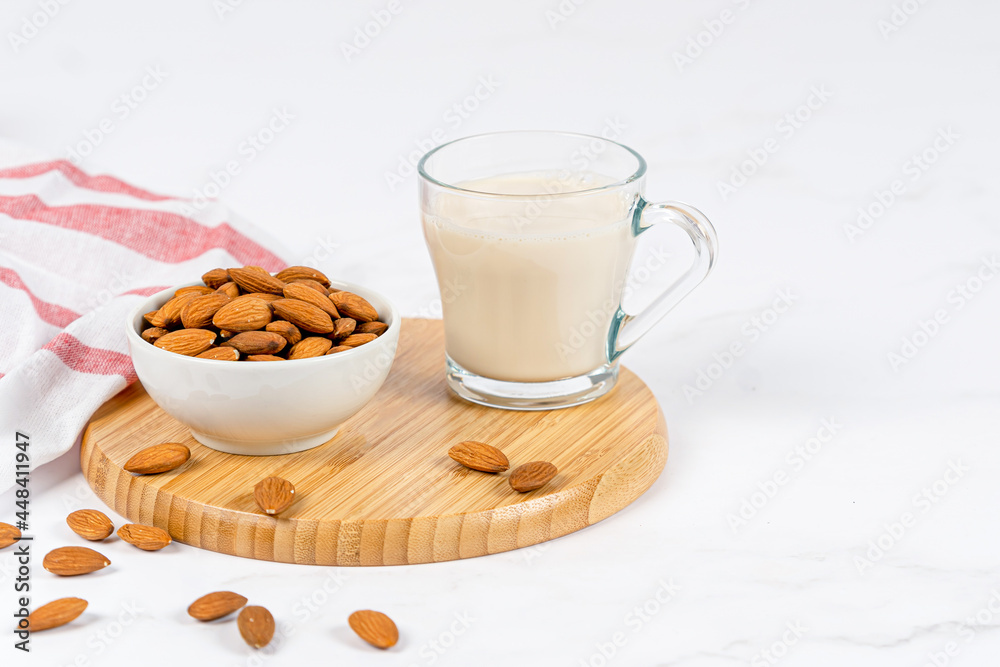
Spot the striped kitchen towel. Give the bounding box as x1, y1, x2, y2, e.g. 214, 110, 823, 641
0, 139, 292, 494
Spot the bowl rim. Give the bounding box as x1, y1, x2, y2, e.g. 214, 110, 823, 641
125, 278, 400, 369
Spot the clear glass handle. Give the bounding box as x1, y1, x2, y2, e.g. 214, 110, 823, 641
607, 199, 718, 362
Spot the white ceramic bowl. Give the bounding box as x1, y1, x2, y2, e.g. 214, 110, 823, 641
125, 280, 400, 456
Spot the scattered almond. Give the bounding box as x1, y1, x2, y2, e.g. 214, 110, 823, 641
66, 509, 114, 541
288, 337, 332, 359
253, 477, 296, 515
124, 443, 191, 475
26, 597, 88, 632
196, 347, 240, 361
117, 524, 172, 551
509, 461, 558, 493
0, 522, 21, 549
448, 441, 509, 473
229, 267, 286, 295
223, 331, 286, 355
348, 610, 399, 649
271, 299, 334, 334
188, 591, 248, 622
329, 291, 378, 323
154, 329, 216, 356
238, 606, 275, 649
42, 546, 110, 576
276, 265, 330, 287
212, 297, 272, 332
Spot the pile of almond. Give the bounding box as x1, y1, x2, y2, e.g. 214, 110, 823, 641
141, 266, 388, 360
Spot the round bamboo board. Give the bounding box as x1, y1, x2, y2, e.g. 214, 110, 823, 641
81, 318, 667, 566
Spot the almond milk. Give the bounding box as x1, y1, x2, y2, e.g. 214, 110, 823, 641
422, 171, 636, 382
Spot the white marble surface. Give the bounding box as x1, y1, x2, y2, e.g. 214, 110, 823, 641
2, 0, 999, 665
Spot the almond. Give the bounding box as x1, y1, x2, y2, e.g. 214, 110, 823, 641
215, 281, 241, 299
188, 591, 248, 622
275, 265, 330, 287
159, 293, 198, 328
287, 337, 332, 359
144, 310, 167, 328
66, 509, 114, 541
174, 285, 215, 297
329, 291, 378, 323
243, 292, 281, 302
201, 268, 231, 289
331, 318, 356, 339
283, 282, 340, 319
247, 354, 284, 361
265, 320, 301, 346
289, 278, 328, 294
348, 610, 399, 649
43, 546, 111, 576
325, 345, 352, 355
141, 327, 169, 344
223, 331, 286, 355
355, 321, 388, 336
228, 267, 286, 295
448, 441, 509, 473
180, 293, 231, 329
509, 461, 558, 493
195, 346, 240, 361
253, 477, 296, 515
238, 606, 275, 649
0, 522, 21, 549
272, 299, 334, 334
340, 333, 377, 348
154, 329, 217, 356
124, 442, 191, 474
27, 597, 88, 632
117, 523, 172, 551
212, 297, 272, 332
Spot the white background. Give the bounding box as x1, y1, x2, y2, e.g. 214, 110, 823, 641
2, 0, 1000, 665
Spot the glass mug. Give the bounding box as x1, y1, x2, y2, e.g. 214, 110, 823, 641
419, 131, 717, 410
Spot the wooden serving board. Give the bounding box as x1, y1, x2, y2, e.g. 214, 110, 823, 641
81, 318, 667, 566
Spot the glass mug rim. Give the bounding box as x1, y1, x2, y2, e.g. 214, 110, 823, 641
417, 130, 648, 199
